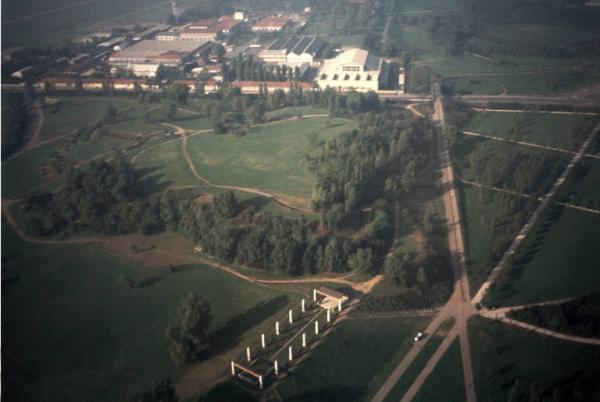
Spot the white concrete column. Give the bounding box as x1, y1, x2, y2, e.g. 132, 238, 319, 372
259, 375, 264, 390
274, 360, 279, 375
246, 346, 251, 362
301, 298, 306, 312
288, 345, 293, 362
327, 309, 331, 322
315, 320, 319, 335
338, 299, 342, 312
302, 332, 307, 347
313, 288, 317, 301
276, 321, 280, 336
289, 309, 293, 324
261, 333, 266, 348
231, 361, 236, 376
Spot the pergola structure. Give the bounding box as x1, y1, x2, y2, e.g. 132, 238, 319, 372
313, 286, 349, 311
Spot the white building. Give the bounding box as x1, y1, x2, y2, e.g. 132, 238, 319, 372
129, 63, 162, 78
258, 35, 323, 67
317, 48, 384, 92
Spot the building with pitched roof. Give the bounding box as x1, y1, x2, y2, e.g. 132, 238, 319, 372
316, 48, 386, 92
258, 35, 323, 67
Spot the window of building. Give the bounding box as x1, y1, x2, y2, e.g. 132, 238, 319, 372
332, 74, 338, 80
355, 74, 361, 80
344, 74, 350, 80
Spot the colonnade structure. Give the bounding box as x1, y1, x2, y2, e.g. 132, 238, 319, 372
230, 286, 350, 390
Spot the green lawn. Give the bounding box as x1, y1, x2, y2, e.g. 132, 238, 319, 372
186, 117, 355, 199
277, 317, 429, 402
493, 71, 600, 96
464, 111, 598, 152
412, 338, 465, 402
486, 205, 600, 306
1, 222, 295, 402
469, 316, 600, 402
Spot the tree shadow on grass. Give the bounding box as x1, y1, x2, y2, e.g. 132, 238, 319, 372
239, 196, 272, 212
201, 295, 289, 360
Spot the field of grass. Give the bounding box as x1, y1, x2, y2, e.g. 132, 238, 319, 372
560, 158, 600, 210
491, 71, 600, 96
266, 106, 328, 119
469, 316, 600, 402
486, 205, 600, 306
383, 319, 454, 402
445, 77, 504, 95
1, 0, 199, 48
457, 183, 535, 294
186, 117, 355, 199
464, 111, 599, 151
1, 221, 296, 402
412, 338, 465, 402
277, 317, 429, 402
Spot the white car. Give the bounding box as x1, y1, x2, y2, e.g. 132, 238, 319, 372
414, 332, 424, 342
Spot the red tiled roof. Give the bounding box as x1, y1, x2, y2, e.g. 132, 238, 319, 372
252, 17, 289, 28
232, 80, 312, 89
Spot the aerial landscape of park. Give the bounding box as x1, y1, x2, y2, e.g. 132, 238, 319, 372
1, 0, 600, 401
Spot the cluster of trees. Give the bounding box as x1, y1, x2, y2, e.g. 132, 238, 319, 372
311, 0, 376, 40
2, 92, 30, 159
308, 109, 434, 228
159, 189, 390, 275
23, 160, 158, 236
509, 292, 600, 338
224, 56, 301, 82
127, 379, 178, 402
505, 371, 600, 402
167, 293, 213, 366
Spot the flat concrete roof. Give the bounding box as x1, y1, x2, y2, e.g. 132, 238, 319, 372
110, 40, 206, 60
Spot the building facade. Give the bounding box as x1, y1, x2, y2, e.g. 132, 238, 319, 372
317, 48, 385, 92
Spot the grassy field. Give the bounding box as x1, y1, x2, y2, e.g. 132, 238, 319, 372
41, 98, 142, 141
277, 317, 429, 402
457, 183, 535, 294
412, 338, 465, 402
1, 221, 296, 402
1, 0, 199, 48
486, 205, 600, 306
560, 158, 600, 210
464, 111, 598, 152
469, 316, 600, 402
186, 117, 355, 199
383, 319, 454, 402
265, 106, 328, 119
445, 77, 504, 95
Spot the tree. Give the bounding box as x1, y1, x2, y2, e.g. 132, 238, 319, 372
104, 106, 118, 122
167, 294, 213, 366
213, 191, 239, 219
166, 83, 189, 105
164, 101, 177, 121
385, 255, 408, 287
128, 379, 179, 402
348, 248, 373, 273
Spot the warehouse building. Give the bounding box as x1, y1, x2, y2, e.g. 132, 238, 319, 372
252, 16, 290, 32
258, 35, 323, 67
108, 40, 209, 68
317, 48, 387, 92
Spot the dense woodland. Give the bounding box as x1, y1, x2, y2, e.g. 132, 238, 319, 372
509, 292, 600, 338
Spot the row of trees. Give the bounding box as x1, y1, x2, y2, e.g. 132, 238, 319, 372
508, 292, 600, 338
224, 56, 302, 82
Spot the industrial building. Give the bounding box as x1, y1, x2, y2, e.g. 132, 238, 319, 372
108, 40, 209, 69
180, 18, 242, 41
258, 35, 323, 67
317, 48, 387, 92
251, 16, 290, 32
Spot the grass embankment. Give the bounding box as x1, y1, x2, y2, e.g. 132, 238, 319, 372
1, 222, 295, 402
469, 316, 600, 402
277, 317, 429, 402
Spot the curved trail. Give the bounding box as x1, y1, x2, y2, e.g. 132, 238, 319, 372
175, 119, 319, 215
1, 199, 361, 289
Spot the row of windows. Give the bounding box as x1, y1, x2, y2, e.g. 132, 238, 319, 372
342, 66, 360, 72
320, 74, 373, 81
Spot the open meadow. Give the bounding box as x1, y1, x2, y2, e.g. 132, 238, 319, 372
277, 317, 429, 402
1, 221, 297, 402
185, 117, 355, 200
469, 317, 600, 402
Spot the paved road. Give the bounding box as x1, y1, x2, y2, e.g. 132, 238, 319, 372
371, 84, 477, 402
472, 121, 600, 305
